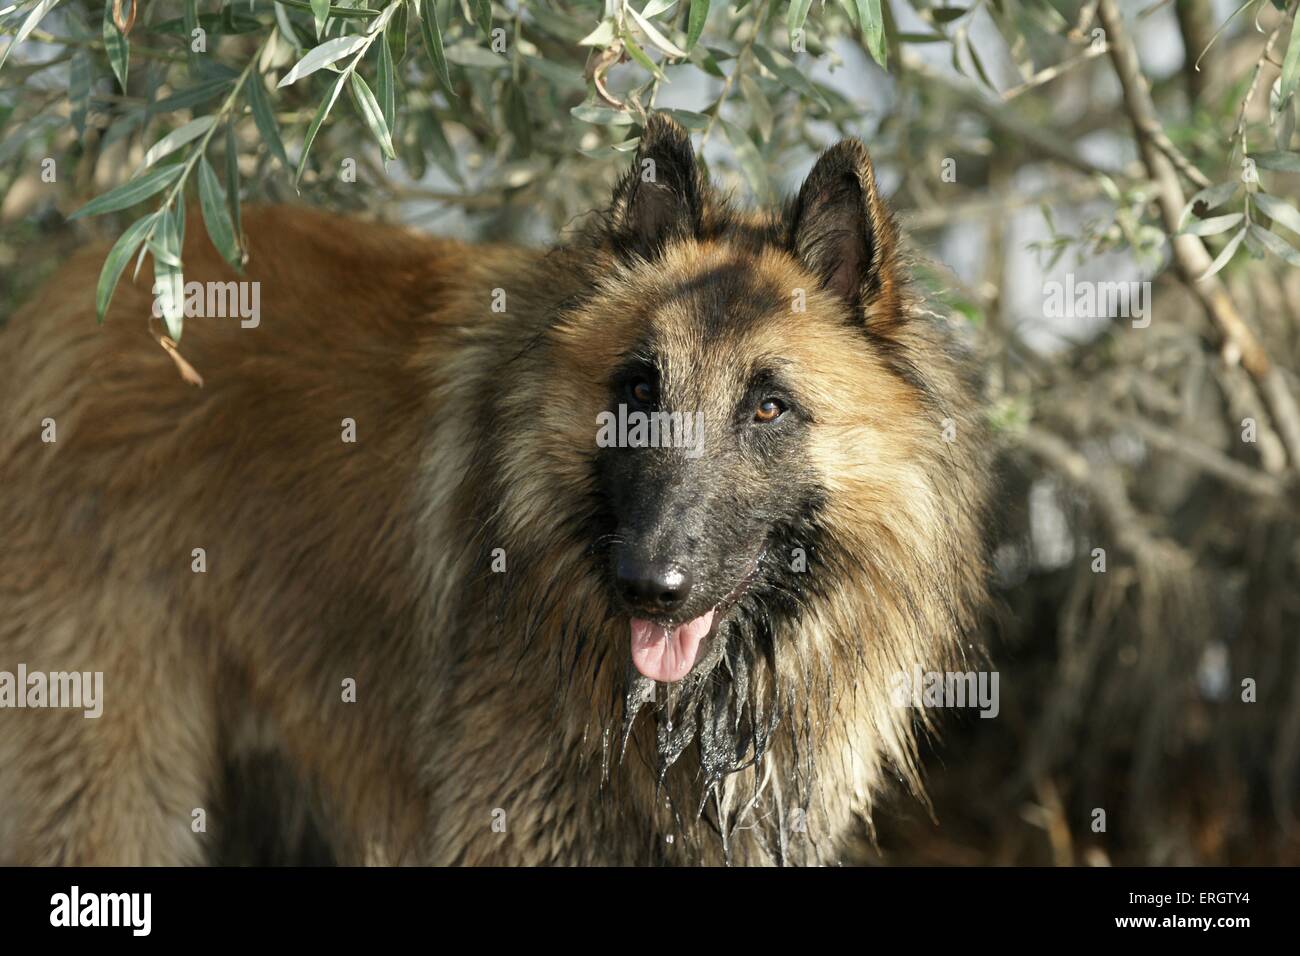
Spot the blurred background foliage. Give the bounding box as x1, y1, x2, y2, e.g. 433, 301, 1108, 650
2, 0, 1300, 864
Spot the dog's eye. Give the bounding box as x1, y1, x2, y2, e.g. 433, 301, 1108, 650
753, 398, 785, 423
628, 377, 655, 407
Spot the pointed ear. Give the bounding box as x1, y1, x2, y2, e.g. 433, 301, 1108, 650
788, 140, 900, 317
608, 113, 703, 259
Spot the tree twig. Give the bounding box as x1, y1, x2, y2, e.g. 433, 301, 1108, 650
1096, 0, 1300, 472
900, 50, 1124, 179
1000, 42, 1110, 103
1228, 3, 1293, 161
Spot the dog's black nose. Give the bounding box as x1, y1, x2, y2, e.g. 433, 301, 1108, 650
616, 556, 693, 615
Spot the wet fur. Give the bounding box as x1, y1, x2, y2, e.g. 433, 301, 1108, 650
0, 116, 990, 865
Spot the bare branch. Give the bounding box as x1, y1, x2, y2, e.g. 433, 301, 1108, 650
1097, 0, 1300, 471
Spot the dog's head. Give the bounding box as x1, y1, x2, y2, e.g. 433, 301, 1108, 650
480, 115, 986, 828
541, 115, 933, 686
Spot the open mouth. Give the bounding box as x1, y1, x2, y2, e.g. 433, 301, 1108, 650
627, 549, 765, 683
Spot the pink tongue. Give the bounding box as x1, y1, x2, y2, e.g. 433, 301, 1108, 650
630, 611, 715, 683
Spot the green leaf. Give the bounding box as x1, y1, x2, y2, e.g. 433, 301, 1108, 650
152, 78, 233, 114
686, 0, 709, 51
579, 137, 641, 158
1249, 223, 1300, 265
930, 6, 969, 23
1276, 86, 1296, 150
197, 156, 241, 269
224, 120, 244, 260
444, 40, 508, 68
366, 2, 401, 36
579, 19, 617, 47
1279, 11, 1300, 109
963, 32, 994, 90
857, 0, 887, 68
503, 79, 531, 156
1023, 1, 1068, 33
100, 110, 145, 152
1177, 180, 1239, 229
689, 43, 725, 78
277, 0, 378, 20
350, 71, 397, 160
787, 0, 811, 46
69, 164, 186, 219
70, 49, 90, 139
524, 5, 586, 40
245, 74, 291, 172
622, 29, 666, 80
184, 0, 201, 69
399, 117, 428, 179
378, 28, 397, 134
311, 0, 331, 38
295, 69, 349, 186
739, 73, 773, 142
627, 4, 687, 58
1199, 225, 1246, 280
991, 6, 1032, 80
524, 52, 586, 89
1243, 223, 1270, 259
424, 112, 462, 184
663, 108, 709, 130
721, 119, 770, 200
153, 10, 263, 34
571, 104, 637, 126
1252, 150, 1300, 173
1253, 192, 1300, 237
103, 2, 129, 92
419, 0, 455, 93
0, 0, 63, 71
277, 35, 368, 87
471, 0, 492, 35
141, 116, 215, 169
752, 44, 827, 106
147, 238, 180, 270
152, 207, 185, 341
388, 0, 408, 63
642, 0, 678, 16
95, 213, 157, 322
275, 1, 304, 51
1178, 212, 1243, 237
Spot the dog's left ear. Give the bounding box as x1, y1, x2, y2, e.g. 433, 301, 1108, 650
608, 113, 703, 259
789, 140, 900, 318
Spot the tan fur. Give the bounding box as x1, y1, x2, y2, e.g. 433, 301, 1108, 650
0, 144, 989, 865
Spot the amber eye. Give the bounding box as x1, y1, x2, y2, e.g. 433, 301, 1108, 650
629, 378, 654, 407
754, 398, 785, 423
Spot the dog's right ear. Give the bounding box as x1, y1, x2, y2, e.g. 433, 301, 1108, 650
607, 114, 703, 259
788, 139, 901, 323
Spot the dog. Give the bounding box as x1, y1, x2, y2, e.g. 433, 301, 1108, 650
0, 114, 991, 864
